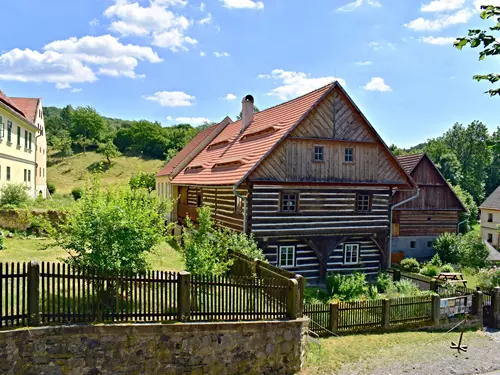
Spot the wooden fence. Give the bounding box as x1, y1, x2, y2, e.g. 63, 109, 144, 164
0, 261, 298, 328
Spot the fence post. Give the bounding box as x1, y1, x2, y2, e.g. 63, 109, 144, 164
255, 259, 262, 278
393, 269, 401, 282
382, 299, 390, 330
432, 295, 440, 327
492, 287, 500, 329
430, 280, 439, 292
330, 303, 339, 334
295, 275, 304, 318
177, 271, 191, 322
287, 278, 299, 319
474, 290, 483, 327
27, 261, 40, 326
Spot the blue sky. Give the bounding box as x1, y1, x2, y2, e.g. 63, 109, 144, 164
1, 0, 499, 148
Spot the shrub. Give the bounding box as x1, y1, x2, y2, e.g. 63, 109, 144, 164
0, 183, 30, 207
400, 258, 420, 273
429, 254, 442, 268
71, 187, 83, 201
385, 279, 421, 297
421, 265, 439, 277
458, 232, 489, 269
376, 271, 392, 293
0, 235, 3, 250
433, 232, 461, 264
326, 272, 368, 301
47, 182, 56, 195
477, 268, 500, 291
129, 172, 156, 193
440, 264, 455, 273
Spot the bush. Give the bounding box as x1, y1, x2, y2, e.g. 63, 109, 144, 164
385, 279, 421, 297
429, 254, 442, 268
440, 264, 455, 273
421, 265, 439, 277
0, 184, 30, 207
376, 271, 392, 293
477, 268, 500, 291
326, 272, 368, 301
47, 182, 56, 195
129, 172, 156, 193
0, 235, 3, 250
71, 187, 83, 201
433, 232, 461, 264
459, 232, 489, 269
400, 258, 420, 273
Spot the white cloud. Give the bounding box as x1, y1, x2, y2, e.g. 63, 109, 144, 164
144, 91, 195, 107
420, 36, 456, 45
104, 0, 196, 51
214, 51, 230, 57
89, 18, 100, 27
200, 2, 206, 11
421, 0, 465, 12
405, 8, 474, 31
71, 88, 82, 93
224, 93, 237, 100
260, 69, 345, 100
369, 41, 396, 50
56, 82, 72, 90
355, 61, 373, 66
363, 77, 392, 92
337, 0, 381, 12
167, 116, 173, 121
200, 51, 206, 57
175, 117, 209, 124
221, 0, 264, 9
198, 13, 212, 24
475, 0, 500, 9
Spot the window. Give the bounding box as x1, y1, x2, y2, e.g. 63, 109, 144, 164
24, 130, 28, 149
7, 121, 12, 143
28, 170, 31, 183
427, 241, 433, 248
28, 132, 32, 149
43, 168, 45, 178
24, 169, 27, 182
356, 194, 371, 212
488, 233, 493, 243
343, 244, 359, 265
314, 145, 324, 162
410, 241, 417, 249
196, 191, 202, 207
279, 246, 295, 268
235, 195, 244, 214
0, 116, 3, 138
6, 167, 11, 181
281, 192, 297, 212
17, 126, 21, 147
345, 148, 353, 163
488, 213, 493, 223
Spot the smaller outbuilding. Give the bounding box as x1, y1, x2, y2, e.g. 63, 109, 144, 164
480, 184, 500, 250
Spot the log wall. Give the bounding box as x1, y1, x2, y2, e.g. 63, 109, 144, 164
394, 210, 459, 236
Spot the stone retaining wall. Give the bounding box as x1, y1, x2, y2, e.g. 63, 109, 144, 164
0, 209, 65, 232
0, 319, 309, 375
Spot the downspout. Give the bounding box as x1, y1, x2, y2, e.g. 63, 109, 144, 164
233, 185, 247, 233
388, 187, 420, 268
457, 216, 469, 234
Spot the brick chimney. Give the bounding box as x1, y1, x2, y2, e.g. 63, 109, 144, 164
241, 94, 254, 132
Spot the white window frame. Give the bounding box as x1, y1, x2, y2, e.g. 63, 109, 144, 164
343, 243, 359, 265
279, 245, 295, 268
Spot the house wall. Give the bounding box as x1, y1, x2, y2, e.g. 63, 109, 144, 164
481, 208, 500, 249
0, 106, 37, 198
34, 100, 47, 198
156, 175, 177, 222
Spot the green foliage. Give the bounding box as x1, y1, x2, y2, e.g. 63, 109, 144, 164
303, 287, 330, 304
459, 232, 489, 269
420, 265, 439, 277
51, 129, 73, 156
50, 174, 170, 273
433, 232, 461, 264
70, 106, 107, 149
453, 184, 479, 227
384, 280, 421, 298
0, 236, 3, 250
440, 264, 455, 273
129, 172, 156, 193
47, 182, 56, 195
97, 139, 120, 164
455, 5, 500, 96
0, 184, 30, 207
326, 272, 368, 301
376, 272, 392, 293
177, 206, 265, 275
71, 187, 83, 201
429, 254, 442, 268
477, 268, 500, 290
236, 105, 260, 120
400, 258, 421, 273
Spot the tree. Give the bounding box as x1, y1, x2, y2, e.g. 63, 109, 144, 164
0, 183, 30, 207
455, 6, 500, 96
60, 105, 74, 128
453, 184, 479, 227
486, 127, 500, 197
389, 144, 406, 156
51, 129, 73, 156
97, 139, 120, 164
129, 172, 156, 193
424, 139, 462, 185
71, 106, 107, 152
236, 105, 260, 120
74, 135, 93, 154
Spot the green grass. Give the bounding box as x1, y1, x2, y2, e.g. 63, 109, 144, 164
471, 223, 480, 235
47, 151, 164, 194
0, 237, 184, 272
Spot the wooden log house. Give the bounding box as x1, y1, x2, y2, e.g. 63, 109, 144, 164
392, 153, 465, 260
156, 82, 416, 284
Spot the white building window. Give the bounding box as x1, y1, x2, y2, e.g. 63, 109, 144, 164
279, 246, 295, 268
343, 244, 359, 265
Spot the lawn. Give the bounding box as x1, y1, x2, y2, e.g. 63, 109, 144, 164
47, 151, 164, 194
0, 236, 184, 271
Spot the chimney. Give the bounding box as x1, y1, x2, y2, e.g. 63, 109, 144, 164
241, 94, 254, 132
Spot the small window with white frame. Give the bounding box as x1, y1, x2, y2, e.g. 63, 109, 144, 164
279, 246, 295, 268
314, 145, 324, 162
345, 147, 353, 163
343, 244, 359, 265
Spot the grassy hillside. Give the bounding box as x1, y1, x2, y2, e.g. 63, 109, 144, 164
48, 151, 163, 194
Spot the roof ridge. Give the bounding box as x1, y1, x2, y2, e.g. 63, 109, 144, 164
397, 152, 424, 159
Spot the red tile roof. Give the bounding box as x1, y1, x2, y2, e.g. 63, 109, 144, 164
396, 153, 425, 174
0, 90, 27, 118
171, 82, 335, 186
10, 97, 40, 123
156, 117, 231, 178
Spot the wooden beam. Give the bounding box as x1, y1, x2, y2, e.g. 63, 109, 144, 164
288, 136, 378, 145
305, 236, 346, 283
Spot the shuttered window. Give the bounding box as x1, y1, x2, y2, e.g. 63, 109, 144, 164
279, 246, 295, 268
343, 244, 359, 265
281, 192, 297, 212
356, 194, 371, 211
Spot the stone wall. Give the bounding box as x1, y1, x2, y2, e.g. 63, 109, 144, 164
0, 209, 65, 232
0, 319, 309, 375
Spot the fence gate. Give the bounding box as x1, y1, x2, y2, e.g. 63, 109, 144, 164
483, 291, 493, 327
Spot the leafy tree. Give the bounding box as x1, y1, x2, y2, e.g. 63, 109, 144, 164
389, 144, 406, 156
424, 139, 462, 185
455, 6, 500, 96
0, 183, 30, 207
433, 232, 461, 264
97, 139, 120, 164
453, 184, 479, 227
129, 172, 156, 193
51, 130, 73, 156
74, 135, 93, 154
458, 232, 489, 269
236, 105, 260, 120
60, 105, 74, 128
71, 106, 107, 151
50, 175, 170, 273
486, 127, 500, 197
